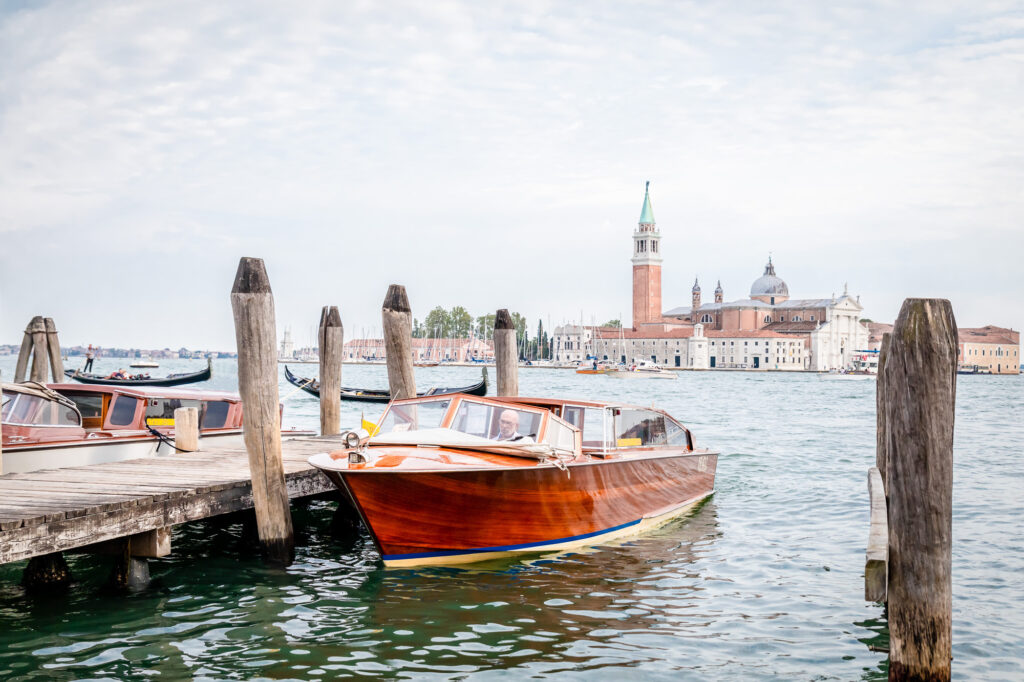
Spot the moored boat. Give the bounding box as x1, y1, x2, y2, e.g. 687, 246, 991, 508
1, 381, 313, 474
605, 361, 677, 379
309, 393, 717, 567
285, 365, 488, 403
64, 358, 212, 387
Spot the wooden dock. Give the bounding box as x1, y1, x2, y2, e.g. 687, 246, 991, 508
0, 435, 345, 566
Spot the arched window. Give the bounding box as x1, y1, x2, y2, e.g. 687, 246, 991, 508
793, 316, 802, 322
700, 314, 713, 323
763, 315, 772, 323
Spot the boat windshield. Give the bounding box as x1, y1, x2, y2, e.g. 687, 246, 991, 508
378, 398, 452, 433
614, 409, 688, 447
1, 391, 81, 427
450, 400, 542, 442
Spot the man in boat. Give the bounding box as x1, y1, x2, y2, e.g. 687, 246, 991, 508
84, 345, 95, 372
495, 409, 533, 443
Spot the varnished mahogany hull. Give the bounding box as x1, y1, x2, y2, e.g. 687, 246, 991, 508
325, 451, 717, 566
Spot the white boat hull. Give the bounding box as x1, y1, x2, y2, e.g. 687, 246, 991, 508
606, 371, 677, 379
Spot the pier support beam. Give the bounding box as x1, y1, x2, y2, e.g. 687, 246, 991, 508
22, 552, 72, 592
884, 298, 956, 682
108, 541, 150, 592
230, 257, 294, 566
494, 309, 519, 397
382, 285, 416, 400
318, 306, 344, 436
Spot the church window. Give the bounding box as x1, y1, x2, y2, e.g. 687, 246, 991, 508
764, 315, 771, 323
781, 316, 786, 322
700, 314, 713, 323
652, 241, 658, 252
810, 316, 815, 321
793, 316, 802, 322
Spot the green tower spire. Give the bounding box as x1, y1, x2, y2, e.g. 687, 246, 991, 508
638, 180, 655, 225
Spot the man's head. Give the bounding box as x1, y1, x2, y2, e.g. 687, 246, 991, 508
498, 410, 519, 439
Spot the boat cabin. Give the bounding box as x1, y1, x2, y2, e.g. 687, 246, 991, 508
368, 394, 694, 456
1, 382, 245, 446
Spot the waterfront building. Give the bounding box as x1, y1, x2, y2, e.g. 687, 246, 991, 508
552, 325, 592, 363
343, 338, 493, 363
957, 326, 1020, 374
279, 327, 296, 360
623, 182, 868, 371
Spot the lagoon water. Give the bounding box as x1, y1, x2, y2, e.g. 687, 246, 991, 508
0, 357, 1021, 680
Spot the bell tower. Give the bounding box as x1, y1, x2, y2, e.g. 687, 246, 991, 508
631, 181, 662, 327
691, 278, 701, 314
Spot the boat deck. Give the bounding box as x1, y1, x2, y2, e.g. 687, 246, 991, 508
0, 435, 346, 565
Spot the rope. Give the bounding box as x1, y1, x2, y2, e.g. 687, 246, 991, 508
282, 374, 317, 401
146, 425, 196, 453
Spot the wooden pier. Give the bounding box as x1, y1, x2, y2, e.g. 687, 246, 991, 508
0, 435, 344, 567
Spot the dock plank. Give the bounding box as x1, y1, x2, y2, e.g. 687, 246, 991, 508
0, 435, 344, 564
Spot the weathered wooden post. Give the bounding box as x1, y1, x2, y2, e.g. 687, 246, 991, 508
318, 306, 344, 435
494, 309, 519, 397
885, 298, 956, 682
382, 285, 416, 400
29, 316, 49, 382
21, 553, 72, 592
875, 332, 891, 491
44, 318, 64, 383
13, 318, 36, 383
230, 257, 294, 566
174, 407, 199, 453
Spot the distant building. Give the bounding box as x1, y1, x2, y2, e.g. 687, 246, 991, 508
343, 338, 493, 363
957, 326, 1020, 374
617, 182, 869, 370
552, 325, 592, 363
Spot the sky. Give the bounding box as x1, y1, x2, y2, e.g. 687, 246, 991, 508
1, 0, 1022, 350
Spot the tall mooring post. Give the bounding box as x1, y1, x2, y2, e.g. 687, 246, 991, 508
13, 317, 37, 383
230, 257, 294, 566
382, 285, 416, 400
318, 306, 344, 436
29, 316, 49, 382
44, 318, 64, 382
882, 298, 957, 681
494, 309, 519, 397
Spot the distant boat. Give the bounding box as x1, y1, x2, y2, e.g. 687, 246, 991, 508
606, 361, 677, 379
130, 359, 159, 368
285, 365, 488, 403
64, 358, 212, 387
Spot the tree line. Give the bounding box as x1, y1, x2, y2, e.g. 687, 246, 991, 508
411, 306, 553, 360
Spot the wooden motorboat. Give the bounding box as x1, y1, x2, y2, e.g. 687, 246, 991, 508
64, 358, 212, 386
285, 365, 488, 403
1, 381, 314, 474
576, 362, 615, 375
309, 393, 717, 567
605, 361, 677, 379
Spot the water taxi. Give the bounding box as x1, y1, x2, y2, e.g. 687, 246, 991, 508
605, 361, 678, 379
309, 393, 717, 567
1, 382, 312, 474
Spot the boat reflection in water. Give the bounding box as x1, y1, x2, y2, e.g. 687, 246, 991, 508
310, 393, 717, 568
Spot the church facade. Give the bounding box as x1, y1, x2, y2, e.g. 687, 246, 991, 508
600, 183, 870, 371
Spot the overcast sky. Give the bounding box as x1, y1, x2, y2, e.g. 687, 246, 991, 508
1, 0, 1021, 350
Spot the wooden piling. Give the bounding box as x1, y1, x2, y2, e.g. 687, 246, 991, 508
494, 309, 519, 397
230, 257, 294, 566
318, 306, 344, 436
44, 318, 64, 383
22, 552, 71, 592
865, 467, 887, 602
885, 298, 956, 682
382, 285, 416, 400
875, 332, 891, 491
29, 316, 49, 383
174, 407, 199, 453
13, 319, 34, 383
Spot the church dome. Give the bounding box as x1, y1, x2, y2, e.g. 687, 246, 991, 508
750, 258, 788, 297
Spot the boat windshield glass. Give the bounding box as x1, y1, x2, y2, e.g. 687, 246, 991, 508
378, 399, 451, 433
450, 400, 542, 442
563, 406, 610, 448
614, 409, 687, 447
1, 391, 81, 427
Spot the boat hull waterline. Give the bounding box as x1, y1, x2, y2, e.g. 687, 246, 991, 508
312, 449, 716, 567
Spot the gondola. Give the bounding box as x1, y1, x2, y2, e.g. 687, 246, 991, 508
64, 358, 213, 387
285, 365, 487, 403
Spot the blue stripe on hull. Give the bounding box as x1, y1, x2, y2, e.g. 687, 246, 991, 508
381, 518, 643, 561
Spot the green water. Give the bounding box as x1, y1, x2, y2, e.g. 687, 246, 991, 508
1, 359, 1021, 680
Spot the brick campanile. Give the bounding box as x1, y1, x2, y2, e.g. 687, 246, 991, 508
631, 181, 663, 327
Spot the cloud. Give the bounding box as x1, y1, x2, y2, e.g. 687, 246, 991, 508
0, 0, 1022, 347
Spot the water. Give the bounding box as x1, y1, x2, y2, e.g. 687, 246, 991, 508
1, 356, 1021, 680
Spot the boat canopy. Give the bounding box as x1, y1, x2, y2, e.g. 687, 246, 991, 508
1, 382, 82, 428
